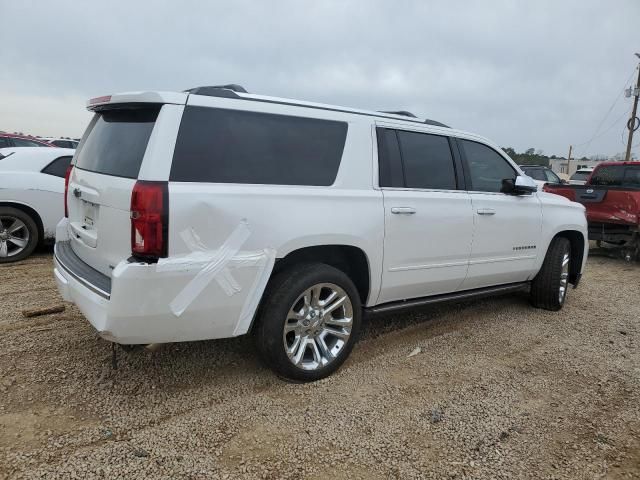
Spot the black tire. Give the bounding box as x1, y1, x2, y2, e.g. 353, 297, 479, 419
0, 207, 39, 263
530, 237, 571, 311
254, 263, 362, 382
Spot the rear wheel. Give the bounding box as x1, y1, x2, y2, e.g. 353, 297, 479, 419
0, 207, 39, 263
254, 263, 362, 382
530, 237, 571, 311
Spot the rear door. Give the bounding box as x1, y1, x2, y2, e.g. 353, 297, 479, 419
67, 106, 162, 276
377, 126, 473, 303
457, 139, 542, 290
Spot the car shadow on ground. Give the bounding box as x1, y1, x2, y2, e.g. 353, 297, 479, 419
59, 291, 532, 392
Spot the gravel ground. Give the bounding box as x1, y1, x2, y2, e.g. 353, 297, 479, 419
1, 250, 639, 479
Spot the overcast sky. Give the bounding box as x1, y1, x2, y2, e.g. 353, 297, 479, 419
1, 0, 639, 158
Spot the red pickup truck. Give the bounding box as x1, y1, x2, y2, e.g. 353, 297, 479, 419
543, 161, 640, 260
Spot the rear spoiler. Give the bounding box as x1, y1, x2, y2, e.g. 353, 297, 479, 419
87, 91, 188, 111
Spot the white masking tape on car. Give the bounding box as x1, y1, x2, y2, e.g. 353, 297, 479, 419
156, 220, 275, 319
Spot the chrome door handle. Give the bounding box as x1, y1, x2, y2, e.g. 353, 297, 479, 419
391, 207, 416, 215
477, 208, 496, 215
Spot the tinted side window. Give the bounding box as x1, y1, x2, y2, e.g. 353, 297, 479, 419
622, 166, 640, 187
396, 130, 456, 190
460, 140, 515, 193
74, 107, 159, 179
524, 168, 545, 181
0, 137, 11, 148
41, 156, 72, 177
544, 169, 561, 183
171, 107, 348, 186
377, 128, 404, 187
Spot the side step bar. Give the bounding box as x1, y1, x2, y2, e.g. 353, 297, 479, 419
366, 282, 529, 315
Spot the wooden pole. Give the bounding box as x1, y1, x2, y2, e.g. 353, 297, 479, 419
625, 65, 640, 162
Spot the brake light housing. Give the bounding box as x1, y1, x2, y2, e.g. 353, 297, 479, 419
64, 164, 73, 217
130, 181, 168, 259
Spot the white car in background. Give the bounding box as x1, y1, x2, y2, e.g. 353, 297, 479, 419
0, 147, 74, 262
569, 167, 595, 185
39, 137, 80, 149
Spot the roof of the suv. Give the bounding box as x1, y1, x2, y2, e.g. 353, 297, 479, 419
87, 85, 450, 128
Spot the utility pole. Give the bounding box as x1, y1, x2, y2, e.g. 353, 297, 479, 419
625, 54, 640, 162
567, 145, 572, 175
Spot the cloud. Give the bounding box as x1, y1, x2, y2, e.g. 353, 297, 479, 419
0, 0, 638, 156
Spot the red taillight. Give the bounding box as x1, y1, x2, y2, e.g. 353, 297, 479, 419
64, 165, 73, 217
130, 181, 168, 259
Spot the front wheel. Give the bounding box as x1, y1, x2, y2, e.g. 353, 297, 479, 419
530, 237, 571, 311
254, 263, 362, 382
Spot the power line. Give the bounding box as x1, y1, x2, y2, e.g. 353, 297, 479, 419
573, 65, 638, 154
580, 106, 631, 148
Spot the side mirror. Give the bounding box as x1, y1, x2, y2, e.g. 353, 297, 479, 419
501, 175, 538, 195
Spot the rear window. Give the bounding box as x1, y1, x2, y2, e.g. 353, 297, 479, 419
590, 165, 640, 188
170, 106, 348, 185
74, 107, 159, 179
571, 171, 591, 181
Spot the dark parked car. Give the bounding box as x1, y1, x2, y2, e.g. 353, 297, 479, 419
0, 133, 54, 148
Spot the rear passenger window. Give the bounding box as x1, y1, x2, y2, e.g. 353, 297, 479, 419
41, 156, 72, 177
170, 107, 348, 186
377, 128, 404, 188
396, 131, 456, 190
460, 140, 516, 193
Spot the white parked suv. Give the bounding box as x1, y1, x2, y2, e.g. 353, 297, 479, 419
0, 147, 74, 262
54, 85, 588, 381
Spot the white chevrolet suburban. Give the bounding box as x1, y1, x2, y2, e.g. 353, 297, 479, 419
54, 85, 588, 381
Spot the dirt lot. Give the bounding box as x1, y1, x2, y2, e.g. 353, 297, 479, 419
1, 251, 639, 479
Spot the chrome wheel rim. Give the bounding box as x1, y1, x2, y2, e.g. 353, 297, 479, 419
0, 216, 30, 258
559, 252, 570, 304
283, 283, 353, 371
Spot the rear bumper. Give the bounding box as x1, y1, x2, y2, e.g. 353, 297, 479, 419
53, 240, 269, 344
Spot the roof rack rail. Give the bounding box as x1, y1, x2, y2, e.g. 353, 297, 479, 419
379, 110, 417, 118
424, 119, 450, 128
184, 87, 450, 127
184, 84, 248, 98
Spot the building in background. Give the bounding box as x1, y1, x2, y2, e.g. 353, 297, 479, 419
549, 158, 604, 177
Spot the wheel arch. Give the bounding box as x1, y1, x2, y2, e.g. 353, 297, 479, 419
271, 244, 371, 306
0, 201, 44, 245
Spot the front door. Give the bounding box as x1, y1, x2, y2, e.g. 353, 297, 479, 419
456, 139, 543, 290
